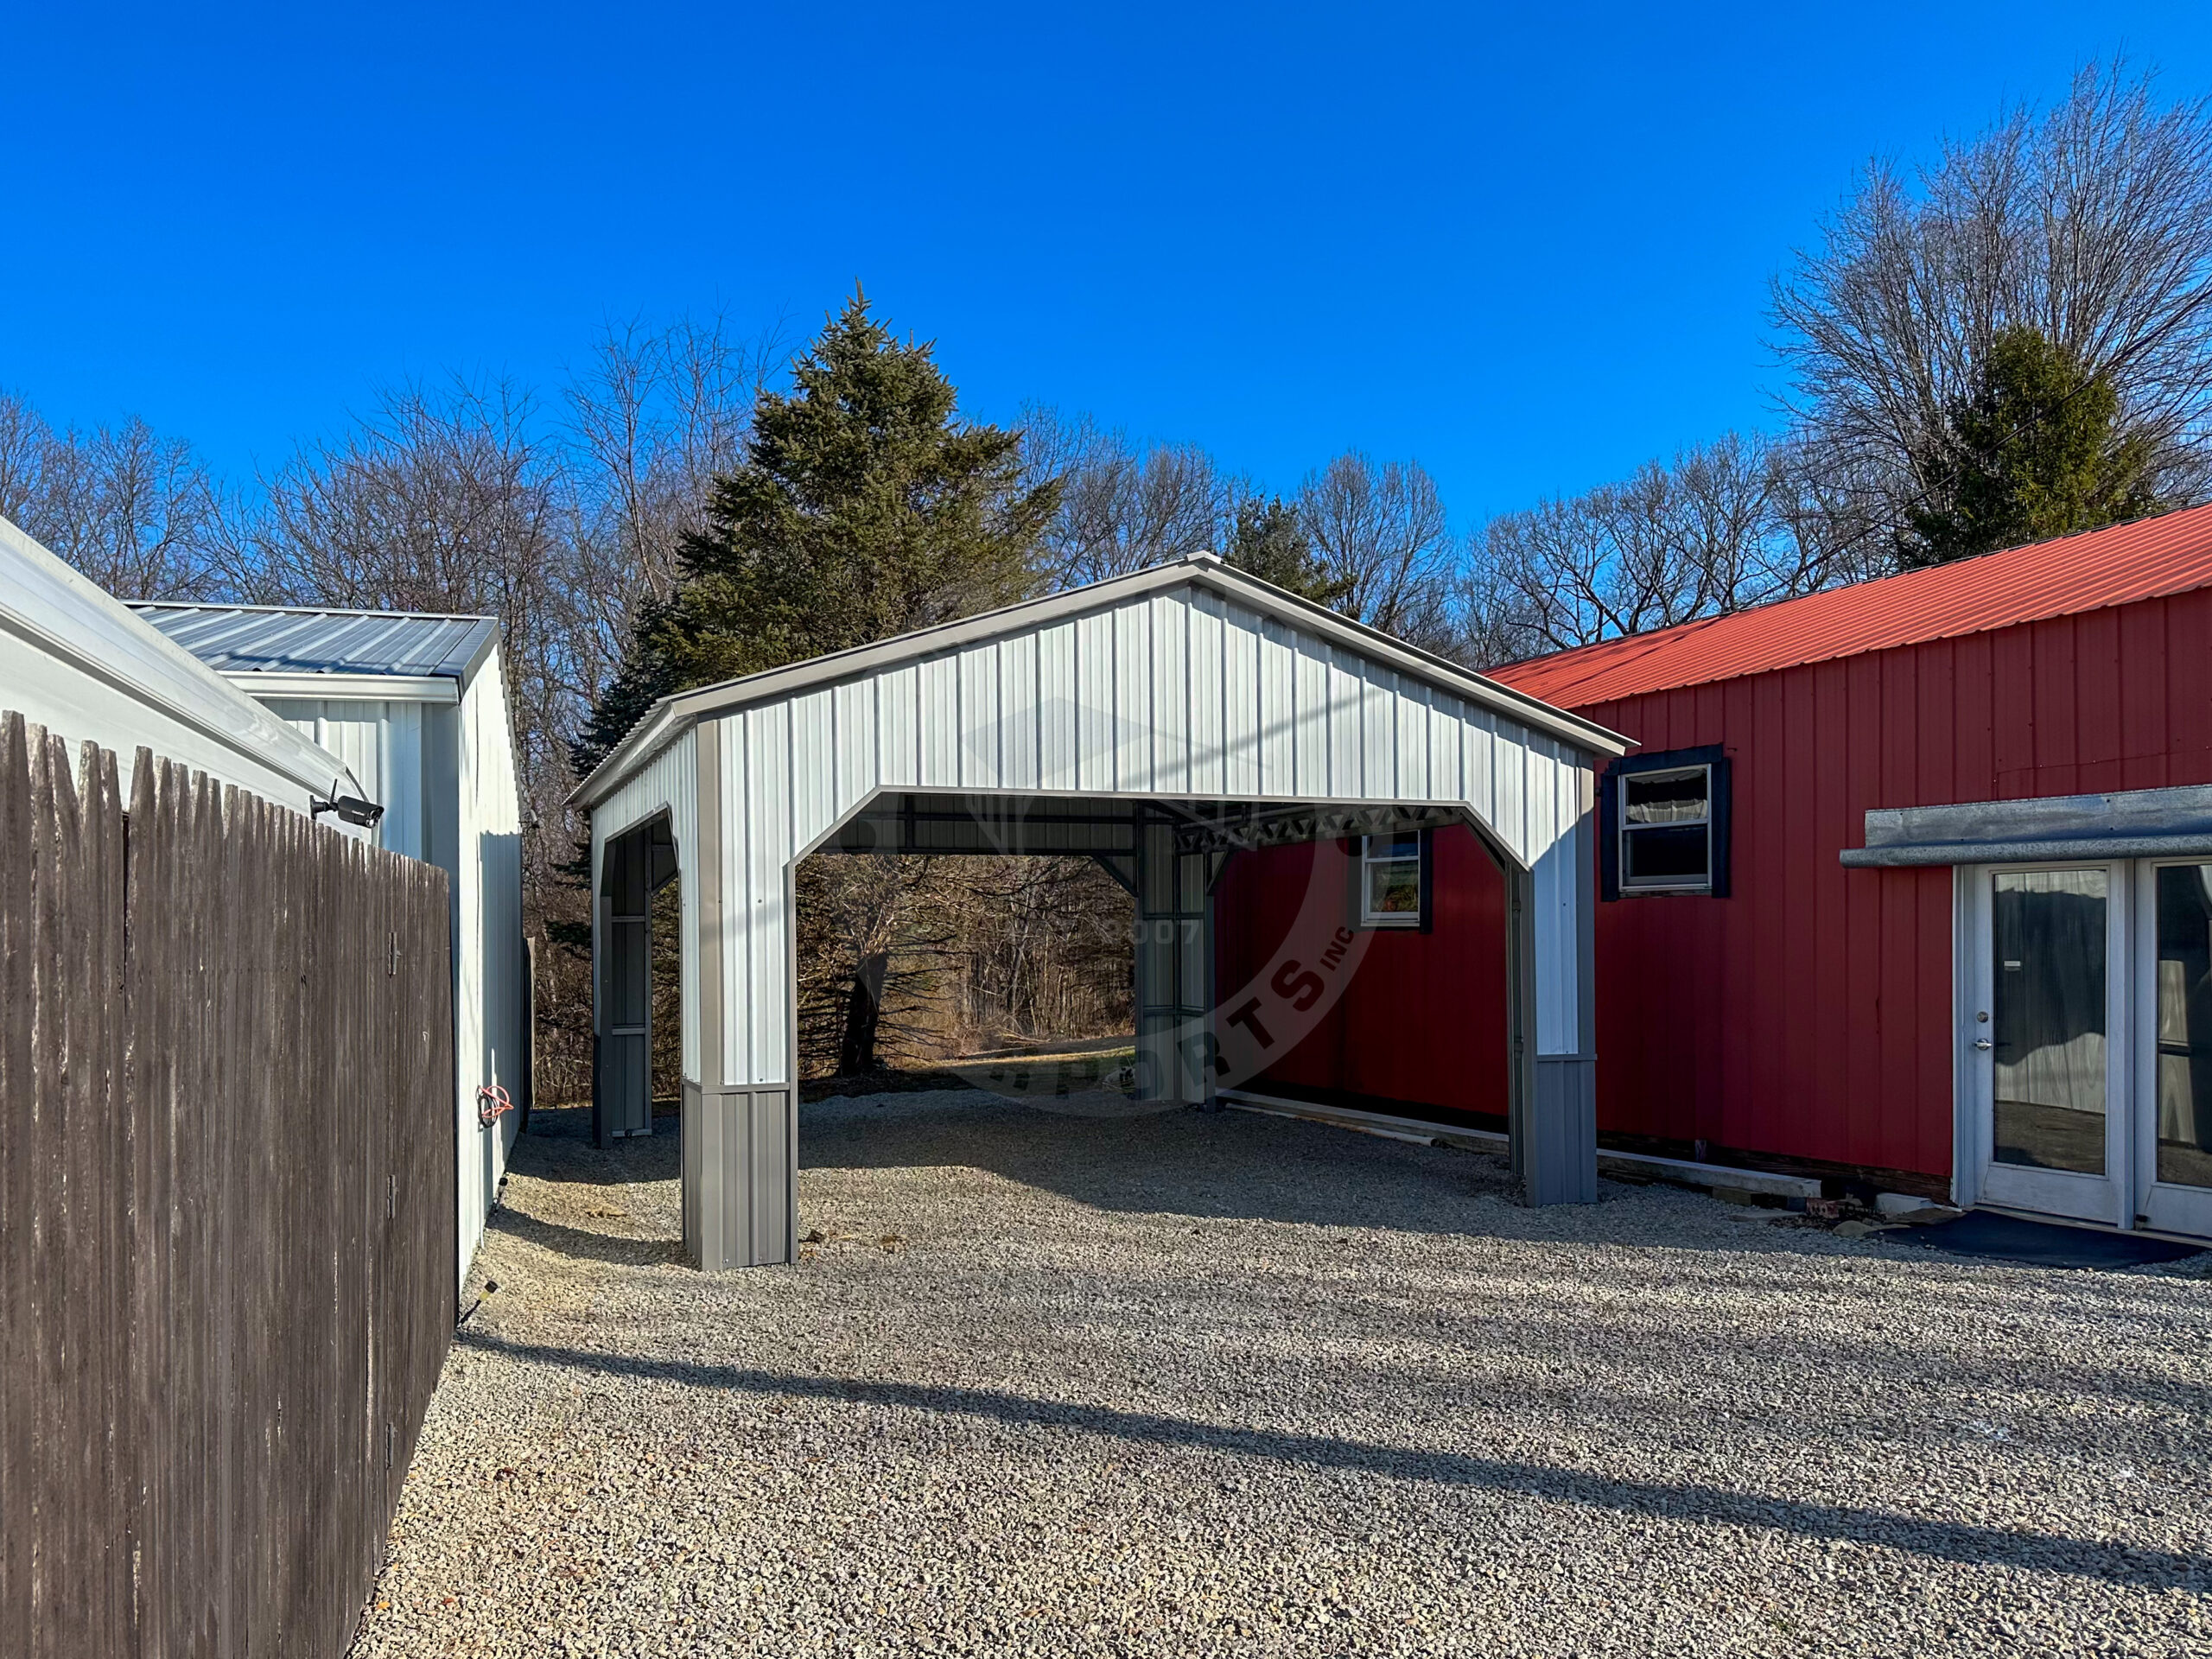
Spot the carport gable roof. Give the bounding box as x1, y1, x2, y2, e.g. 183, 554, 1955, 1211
569, 553, 1630, 809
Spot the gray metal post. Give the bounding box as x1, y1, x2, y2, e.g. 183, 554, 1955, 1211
1516, 804, 1599, 1207
1494, 817, 1599, 1208
1132, 809, 1211, 1106
683, 718, 798, 1270
594, 828, 652, 1147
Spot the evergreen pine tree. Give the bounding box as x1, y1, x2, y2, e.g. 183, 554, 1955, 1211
1902, 325, 2163, 566
1224, 496, 1353, 607
574, 290, 1059, 772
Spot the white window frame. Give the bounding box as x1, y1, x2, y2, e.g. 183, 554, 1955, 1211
1618, 763, 1713, 894
1358, 832, 1422, 929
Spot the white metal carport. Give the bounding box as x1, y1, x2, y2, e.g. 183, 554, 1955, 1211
571, 553, 1630, 1269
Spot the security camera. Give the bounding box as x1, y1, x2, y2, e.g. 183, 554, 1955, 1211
312, 794, 387, 829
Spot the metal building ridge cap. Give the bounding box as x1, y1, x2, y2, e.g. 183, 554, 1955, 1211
568, 557, 1630, 809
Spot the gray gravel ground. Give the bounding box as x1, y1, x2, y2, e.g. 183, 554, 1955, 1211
352, 1090, 2212, 1658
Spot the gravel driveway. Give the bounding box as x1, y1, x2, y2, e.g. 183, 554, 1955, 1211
352, 1090, 2212, 1658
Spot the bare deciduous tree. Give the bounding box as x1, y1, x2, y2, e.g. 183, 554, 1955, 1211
563, 314, 782, 703
1773, 61, 2212, 536
1466, 434, 1872, 658
0, 390, 231, 600
1023, 405, 1225, 587
1294, 452, 1457, 650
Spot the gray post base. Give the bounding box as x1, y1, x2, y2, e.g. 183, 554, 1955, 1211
683, 1081, 798, 1269
1519, 1055, 1598, 1206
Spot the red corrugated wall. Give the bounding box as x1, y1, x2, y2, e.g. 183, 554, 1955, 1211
1217, 586, 2212, 1179
1214, 826, 1510, 1123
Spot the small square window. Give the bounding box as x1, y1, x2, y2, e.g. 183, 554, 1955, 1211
1360, 832, 1422, 926
1620, 766, 1712, 892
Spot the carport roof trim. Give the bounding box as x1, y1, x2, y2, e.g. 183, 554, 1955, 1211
569, 554, 1630, 809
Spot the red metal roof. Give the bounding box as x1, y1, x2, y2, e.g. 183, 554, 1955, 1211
1484, 502, 2212, 708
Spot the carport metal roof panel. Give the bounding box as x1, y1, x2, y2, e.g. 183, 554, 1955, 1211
572, 554, 1629, 809
130, 602, 499, 683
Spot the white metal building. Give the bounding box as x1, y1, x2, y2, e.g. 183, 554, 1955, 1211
135, 601, 529, 1290
571, 552, 1629, 1270
1, 515, 358, 812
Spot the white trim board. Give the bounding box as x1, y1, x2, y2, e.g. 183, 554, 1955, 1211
224, 671, 461, 703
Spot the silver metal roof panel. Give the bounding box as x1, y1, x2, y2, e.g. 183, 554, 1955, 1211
129, 603, 499, 681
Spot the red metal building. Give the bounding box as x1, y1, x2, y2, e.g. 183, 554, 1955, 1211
1217, 505, 2212, 1238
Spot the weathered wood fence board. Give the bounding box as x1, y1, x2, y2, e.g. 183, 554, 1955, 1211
0, 709, 455, 1659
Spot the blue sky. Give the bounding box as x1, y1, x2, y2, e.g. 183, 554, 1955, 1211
5, 3, 2210, 528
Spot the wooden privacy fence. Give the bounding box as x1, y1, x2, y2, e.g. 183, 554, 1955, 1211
0, 711, 456, 1659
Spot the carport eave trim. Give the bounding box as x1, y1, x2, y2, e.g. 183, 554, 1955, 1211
566, 556, 1631, 810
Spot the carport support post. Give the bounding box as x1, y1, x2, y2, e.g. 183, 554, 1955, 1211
1131, 810, 1211, 1107
593, 827, 652, 1148
1508, 784, 1599, 1207
683, 717, 799, 1270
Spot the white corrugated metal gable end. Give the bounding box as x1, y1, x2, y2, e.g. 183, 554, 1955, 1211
131, 602, 499, 681
574, 554, 1626, 809
583, 556, 1626, 1092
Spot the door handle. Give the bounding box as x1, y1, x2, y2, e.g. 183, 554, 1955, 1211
1972, 1039, 1993, 1051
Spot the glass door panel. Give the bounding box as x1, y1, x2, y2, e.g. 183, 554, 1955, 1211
1975, 866, 2126, 1225
1991, 869, 2109, 1173
2145, 863, 2212, 1236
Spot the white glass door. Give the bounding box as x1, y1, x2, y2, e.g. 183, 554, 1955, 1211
2137, 861, 2212, 1237
1966, 864, 2130, 1226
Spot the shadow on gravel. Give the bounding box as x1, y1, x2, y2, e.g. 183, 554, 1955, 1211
488, 1207, 684, 1267
507, 1108, 682, 1189
796, 1095, 1529, 1235
453, 1328, 2211, 1595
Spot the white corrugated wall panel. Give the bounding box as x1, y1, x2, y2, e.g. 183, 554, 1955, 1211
919, 658, 958, 789
1395, 682, 1428, 801
1255, 613, 1294, 795
261, 696, 428, 860
1000, 632, 1039, 791
791, 689, 836, 852
1188, 590, 1227, 798
454, 652, 529, 1290
1292, 633, 1328, 797
834, 679, 875, 820
744, 702, 791, 1084
879, 664, 919, 786
957, 642, 998, 789
1462, 708, 1497, 842
717, 715, 750, 1085
1148, 593, 1188, 796
1075, 609, 1114, 791
1039, 620, 1077, 790
1112, 602, 1150, 792
1427, 692, 1459, 805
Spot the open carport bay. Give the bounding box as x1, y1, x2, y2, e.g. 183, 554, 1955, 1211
353, 1094, 2212, 1658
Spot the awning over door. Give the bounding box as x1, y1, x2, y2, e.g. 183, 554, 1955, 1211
1841, 784, 2212, 868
